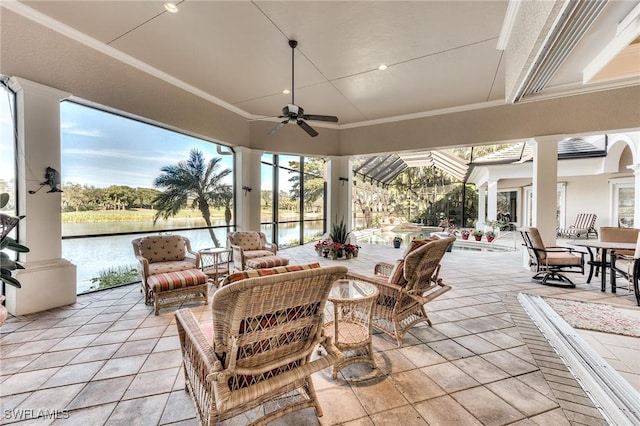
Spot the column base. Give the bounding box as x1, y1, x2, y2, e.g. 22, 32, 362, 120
5, 258, 77, 316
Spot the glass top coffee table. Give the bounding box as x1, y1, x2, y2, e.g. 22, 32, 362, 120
323, 279, 379, 380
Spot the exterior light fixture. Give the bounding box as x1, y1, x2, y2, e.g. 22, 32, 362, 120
164, 2, 179, 13
378, 64, 388, 71
283, 89, 290, 94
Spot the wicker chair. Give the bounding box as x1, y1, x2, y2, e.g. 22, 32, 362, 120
132, 235, 203, 306
175, 265, 347, 425
228, 231, 278, 271
345, 237, 455, 347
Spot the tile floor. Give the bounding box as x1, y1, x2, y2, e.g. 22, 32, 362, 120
1, 240, 639, 425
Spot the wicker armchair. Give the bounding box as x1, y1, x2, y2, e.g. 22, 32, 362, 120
132, 235, 200, 305
228, 231, 277, 271
175, 265, 347, 425
345, 237, 455, 347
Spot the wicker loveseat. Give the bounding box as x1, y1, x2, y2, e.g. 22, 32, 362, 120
175, 265, 347, 425
227, 231, 279, 271
345, 237, 455, 346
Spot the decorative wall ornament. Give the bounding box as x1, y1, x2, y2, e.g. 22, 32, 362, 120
29, 167, 63, 194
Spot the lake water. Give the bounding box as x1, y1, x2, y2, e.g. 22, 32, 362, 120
62, 220, 323, 293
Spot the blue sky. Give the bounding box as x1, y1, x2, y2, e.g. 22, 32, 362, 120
61, 101, 234, 189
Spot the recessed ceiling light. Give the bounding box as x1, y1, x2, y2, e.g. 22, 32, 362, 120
378, 64, 388, 71
164, 2, 179, 13
283, 89, 290, 94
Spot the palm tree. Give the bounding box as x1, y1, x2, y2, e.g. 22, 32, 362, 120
153, 149, 232, 247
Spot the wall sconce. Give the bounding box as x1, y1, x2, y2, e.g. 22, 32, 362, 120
29, 167, 63, 194
242, 186, 252, 195
339, 177, 349, 186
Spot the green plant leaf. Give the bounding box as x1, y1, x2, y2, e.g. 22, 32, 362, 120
0, 193, 9, 209
0, 271, 22, 288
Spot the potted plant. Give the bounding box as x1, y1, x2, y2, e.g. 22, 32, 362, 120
393, 236, 403, 248
0, 192, 30, 325
329, 217, 350, 258
461, 229, 470, 240
472, 229, 484, 241
485, 230, 496, 242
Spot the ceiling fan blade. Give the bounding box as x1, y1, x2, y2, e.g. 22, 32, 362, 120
297, 120, 318, 137
302, 114, 339, 123
268, 120, 288, 136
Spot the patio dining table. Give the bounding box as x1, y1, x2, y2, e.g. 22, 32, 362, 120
568, 240, 636, 293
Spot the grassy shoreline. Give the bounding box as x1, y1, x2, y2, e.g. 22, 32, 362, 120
62, 208, 221, 223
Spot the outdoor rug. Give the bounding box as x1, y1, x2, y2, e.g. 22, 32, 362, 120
543, 297, 640, 338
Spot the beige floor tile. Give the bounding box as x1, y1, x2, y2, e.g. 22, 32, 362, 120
88, 330, 133, 346
93, 354, 147, 380
66, 376, 134, 410
485, 377, 559, 417
398, 344, 447, 368
123, 368, 179, 400
426, 339, 475, 360
452, 356, 511, 384
368, 404, 428, 425
139, 349, 183, 373
316, 387, 367, 424
158, 390, 197, 424
42, 360, 105, 388
16, 383, 84, 414
481, 350, 538, 376
413, 395, 483, 426
2, 367, 60, 395
453, 334, 502, 354
112, 338, 158, 358
69, 343, 121, 364
452, 386, 526, 426
421, 362, 480, 393
373, 348, 416, 375
106, 393, 168, 425
389, 369, 446, 403
351, 377, 408, 414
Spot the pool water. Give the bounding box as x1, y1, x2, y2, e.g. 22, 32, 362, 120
353, 229, 515, 252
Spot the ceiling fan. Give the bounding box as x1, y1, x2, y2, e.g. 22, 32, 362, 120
268, 40, 338, 138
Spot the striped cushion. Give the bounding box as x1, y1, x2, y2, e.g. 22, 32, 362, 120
245, 256, 290, 270
148, 269, 207, 292
388, 260, 407, 286
221, 262, 320, 286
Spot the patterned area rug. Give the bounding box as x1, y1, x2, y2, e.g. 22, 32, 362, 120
543, 297, 640, 338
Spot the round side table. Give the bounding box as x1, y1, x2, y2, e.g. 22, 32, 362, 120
323, 279, 379, 379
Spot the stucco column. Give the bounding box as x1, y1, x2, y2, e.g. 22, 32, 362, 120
477, 184, 486, 229
234, 146, 262, 233
487, 179, 498, 225
627, 163, 640, 228
7, 77, 76, 316
326, 156, 352, 232
532, 135, 561, 245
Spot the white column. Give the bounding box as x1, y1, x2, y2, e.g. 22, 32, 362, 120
7, 78, 76, 316
627, 163, 640, 228
487, 179, 498, 224
234, 146, 262, 233
477, 184, 487, 229
532, 135, 561, 245
326, 156, 352, 232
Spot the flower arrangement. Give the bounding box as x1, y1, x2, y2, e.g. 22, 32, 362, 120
314, 239, 331, 255
343, 243, 360, 258
472, 229, 484, 238
461, 229, 471, 240
485, 230, 495, 238
438, 217, 451, 230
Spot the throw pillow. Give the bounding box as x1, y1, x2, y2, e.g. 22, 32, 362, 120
221, 262, 321, 286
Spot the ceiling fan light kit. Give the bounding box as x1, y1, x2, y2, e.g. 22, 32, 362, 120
268, 40, 338, 138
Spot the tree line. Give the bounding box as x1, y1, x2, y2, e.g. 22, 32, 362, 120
62, 183, 161, 212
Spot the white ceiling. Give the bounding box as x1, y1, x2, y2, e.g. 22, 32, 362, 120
13, 0, 640, 128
